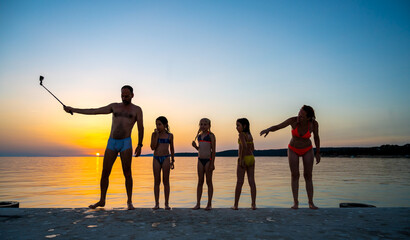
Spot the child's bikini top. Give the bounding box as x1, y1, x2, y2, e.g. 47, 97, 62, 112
158, 133, 171, 144
291, 122, 311, 139
238, 133, 253, 145
198, 132, 212, 143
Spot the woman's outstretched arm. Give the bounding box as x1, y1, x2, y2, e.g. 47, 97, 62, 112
260, 117, 296, 137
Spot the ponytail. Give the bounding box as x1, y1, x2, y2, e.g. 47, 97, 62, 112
194, 128, 201, 141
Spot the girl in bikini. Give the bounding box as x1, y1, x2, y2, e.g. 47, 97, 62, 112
260, 105, 321, 209
232, 118, 257, 210
191, 118, 216, 210
150, 116, 175, 210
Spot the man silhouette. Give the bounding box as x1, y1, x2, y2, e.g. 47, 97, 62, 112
64, 85, 143, 210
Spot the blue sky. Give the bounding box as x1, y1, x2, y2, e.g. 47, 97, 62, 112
0, 0, 409, 156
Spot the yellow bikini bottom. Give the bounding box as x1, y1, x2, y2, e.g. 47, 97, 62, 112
243, 155, 255, 167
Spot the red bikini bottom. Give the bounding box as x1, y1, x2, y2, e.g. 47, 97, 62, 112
288, 144, 313, 156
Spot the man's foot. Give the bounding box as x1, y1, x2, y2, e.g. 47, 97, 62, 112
127, 202, 135, 210
88, 201, 105, 209
291, 202, 299, 210
205, 204, 212, 211
152, 204, 160, 210
309, 202, 319, 210
165, 205, 171, 210
251, 204, 257, 210
231, 206, 238, 210
192, 204, 200, 210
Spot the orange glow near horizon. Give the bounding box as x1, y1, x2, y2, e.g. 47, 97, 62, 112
1, 90, 408, 157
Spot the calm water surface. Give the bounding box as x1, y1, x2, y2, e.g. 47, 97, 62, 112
0, 157, 409, 208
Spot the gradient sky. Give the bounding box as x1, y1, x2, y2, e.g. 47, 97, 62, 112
0, 0, 409, 156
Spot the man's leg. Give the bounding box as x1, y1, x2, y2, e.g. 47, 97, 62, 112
120, 148, 134, 210
89, 148, 118, 209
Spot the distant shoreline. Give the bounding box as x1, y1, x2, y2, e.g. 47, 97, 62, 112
1, 144, 408, 158
170, 144, 410, 158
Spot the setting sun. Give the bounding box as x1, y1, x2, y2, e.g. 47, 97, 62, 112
96, 153, 100, 157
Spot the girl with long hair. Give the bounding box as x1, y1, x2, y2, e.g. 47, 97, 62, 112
191, 118, 216, 210
232, 118, 257, 210
150, 116, 175, 210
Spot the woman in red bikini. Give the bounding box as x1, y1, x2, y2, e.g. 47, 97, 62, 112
260, 105, 321, 209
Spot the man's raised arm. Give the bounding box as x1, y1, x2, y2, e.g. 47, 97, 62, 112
64, 104, 113, 115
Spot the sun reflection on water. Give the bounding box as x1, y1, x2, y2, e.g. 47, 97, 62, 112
0, 157, 409, 208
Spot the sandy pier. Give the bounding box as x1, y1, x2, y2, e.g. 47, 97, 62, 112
1, 207, 409, 239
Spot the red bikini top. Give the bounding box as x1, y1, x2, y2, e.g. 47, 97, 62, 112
291, 122, 311, 139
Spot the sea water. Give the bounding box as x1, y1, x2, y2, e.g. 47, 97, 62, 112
0, 157, 409, 208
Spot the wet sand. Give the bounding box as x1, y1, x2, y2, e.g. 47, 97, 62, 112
1, 208, 409, 239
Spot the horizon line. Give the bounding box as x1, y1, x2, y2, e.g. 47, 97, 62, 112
0, 143, 408, 157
